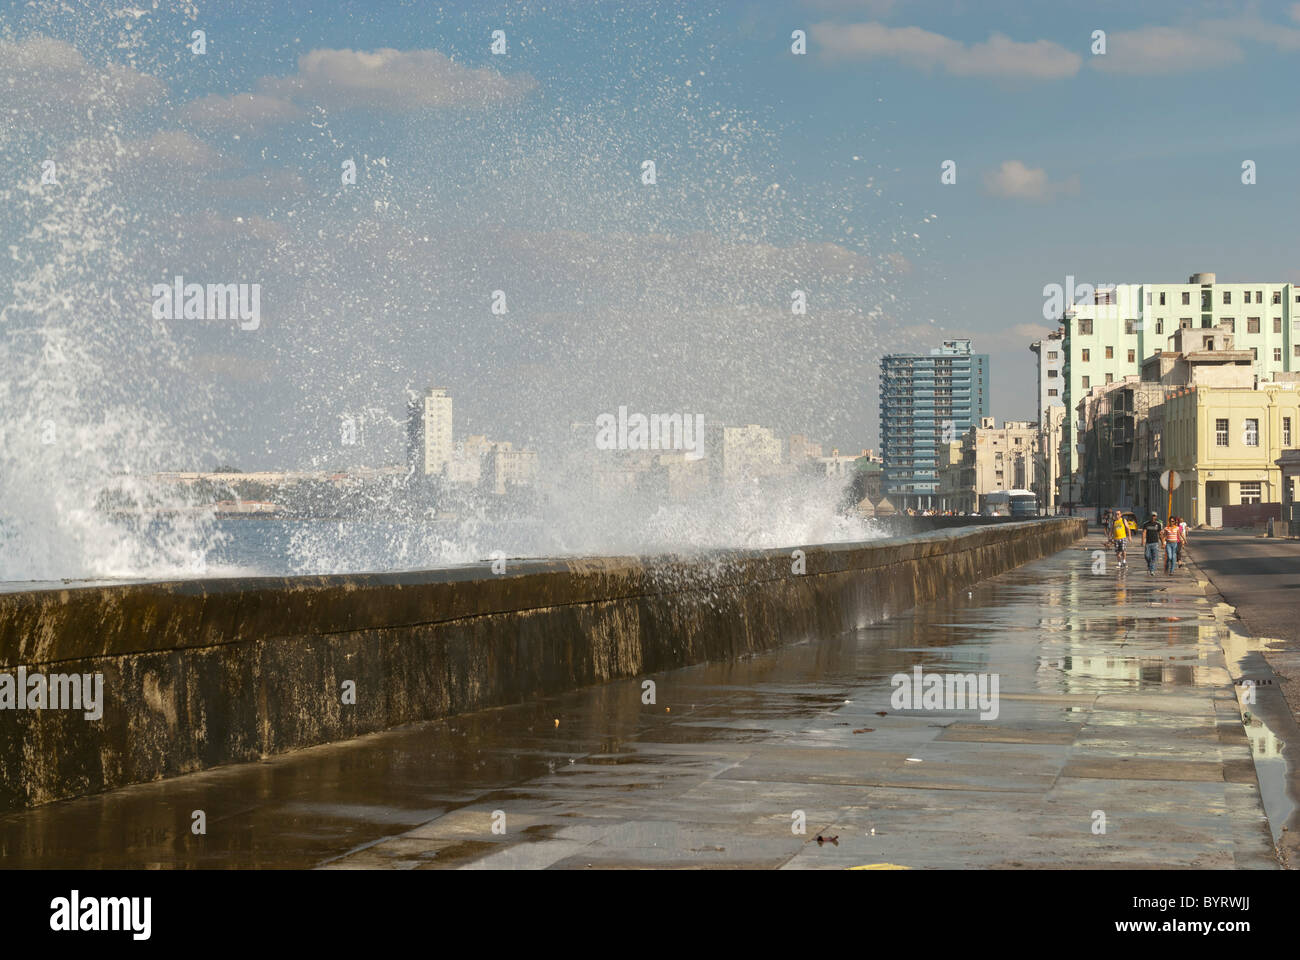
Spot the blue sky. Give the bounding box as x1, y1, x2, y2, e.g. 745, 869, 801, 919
4, 0, 1300, 467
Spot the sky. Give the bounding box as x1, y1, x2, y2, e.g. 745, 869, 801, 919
4, 0, 1300, 470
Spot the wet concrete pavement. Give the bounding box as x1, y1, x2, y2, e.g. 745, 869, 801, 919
0, 533, 1288, 869
1189, 531, 1300, 719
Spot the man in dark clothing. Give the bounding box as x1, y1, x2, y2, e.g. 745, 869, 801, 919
1142, 512, 1163, 576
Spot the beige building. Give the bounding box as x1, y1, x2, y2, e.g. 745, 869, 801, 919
482, 442, 539, 495
787, 434, 824, 464
710, 424, 783, 484
817, 449, 870, 478
1035, 405, 1066, 514
1164, 382, 1300, 525
444, 434, 493, 485
1141, 325, 1254, 387
936, 417, 1037, 512
936, 440, 971, 512
647, 451, 710, 500
973, 417, 1036, 497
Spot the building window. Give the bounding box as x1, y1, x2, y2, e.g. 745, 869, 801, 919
1244, 418, 1259, 446
1275, 291, 1283, 305
1079, 319, 1093, 335
1275, 317, 1283, 333
1203, 337, 1215, 350
1048, 388, 1058, 397
1216, 418, 1229, 446
1048, 369, 1058, 378
1257, 290, 1264, 302
1082, 348, 1091, 361
1223, 291, 1232, 304
1275, 347, 1283, 362
1240, 481, 1262, 505
1294, 344, 1300, 358
1127, 349, 1135, 363
1158, 292, 1166, 305
1244, 291, 1252, 304
1081, 376, 1090, 389
1105, 346, 1113, 359
1223, 318, 1236, 332
1105, 372, 1113, 384
1252, 347, 1258, 361
1124, 319, 1135, 334
1047, 351, 1058, 360
1181, 292, 1190, 305
1156, 319, 1164, 334
1285, 417, 1293, 447
1248, 317, 1260, 333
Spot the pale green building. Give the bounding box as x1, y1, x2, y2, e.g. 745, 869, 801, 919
1060, 272, 1300, 502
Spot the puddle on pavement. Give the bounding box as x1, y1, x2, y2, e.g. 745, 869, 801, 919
1216, 610, 1298, 847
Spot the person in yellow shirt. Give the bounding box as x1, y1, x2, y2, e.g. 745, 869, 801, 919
1112, 511, 1129, 568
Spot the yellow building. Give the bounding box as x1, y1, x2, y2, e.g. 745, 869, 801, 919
1163, 383, 1300, 525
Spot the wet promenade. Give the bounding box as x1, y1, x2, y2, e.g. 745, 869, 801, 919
1, 533, 1288, 869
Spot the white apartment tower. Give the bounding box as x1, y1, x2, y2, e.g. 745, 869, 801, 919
407, 386, 454, 476
1029, 329, 1065, 511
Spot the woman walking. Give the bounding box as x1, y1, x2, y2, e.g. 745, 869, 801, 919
1160, 516, 1181, 575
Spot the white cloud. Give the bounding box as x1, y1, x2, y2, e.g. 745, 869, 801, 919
803, 0, 897, 13
0, 35, 165, 114
1091, 25, 1242, 74
126, 130, 226, 169
203, 169, 306, 205
181, 93, 305, 133
982, 160, 1079, 202
1092, 18, 1300, 74
256, 48, 536, 112
811, 22, 1080, 78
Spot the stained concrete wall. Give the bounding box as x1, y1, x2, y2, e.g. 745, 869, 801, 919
0, 519, 1083, 811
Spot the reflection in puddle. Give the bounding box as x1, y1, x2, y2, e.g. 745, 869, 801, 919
1217, 614, 1297, 846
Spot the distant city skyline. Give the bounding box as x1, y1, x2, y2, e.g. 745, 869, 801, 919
7, 1, 1300, 474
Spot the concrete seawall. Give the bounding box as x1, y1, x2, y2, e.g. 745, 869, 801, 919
0, 518, 1084, 812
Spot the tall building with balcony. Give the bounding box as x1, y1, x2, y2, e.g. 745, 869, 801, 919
879, 339, 990, 509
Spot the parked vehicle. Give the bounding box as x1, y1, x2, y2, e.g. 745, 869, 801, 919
982, 489, 1039, 518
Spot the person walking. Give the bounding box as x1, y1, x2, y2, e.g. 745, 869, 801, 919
1142, 512, 1163, 576
1111, 510, 1129, 568
1161, 516, 1181, 575
1176, 515, 1189, 567
1103, 508, 1113, 546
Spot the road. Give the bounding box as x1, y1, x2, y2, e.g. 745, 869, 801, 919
0, 533, 1287, 869
1189, 531, 1300, 718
